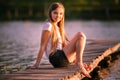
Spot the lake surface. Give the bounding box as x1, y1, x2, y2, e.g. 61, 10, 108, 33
0, 20, 120, 79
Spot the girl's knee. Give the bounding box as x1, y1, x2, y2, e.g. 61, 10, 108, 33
77, 32, 86, 40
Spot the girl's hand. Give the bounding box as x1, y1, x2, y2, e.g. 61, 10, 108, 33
27, 64, 38, 69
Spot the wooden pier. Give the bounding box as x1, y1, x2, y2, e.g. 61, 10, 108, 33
0, 39, 120, 80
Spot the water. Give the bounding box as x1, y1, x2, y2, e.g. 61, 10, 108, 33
0, 21, 120, 79
103, 59, 120, 80
65, 20, 120, 40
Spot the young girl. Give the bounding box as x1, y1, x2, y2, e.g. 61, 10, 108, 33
28, 2, 91, 78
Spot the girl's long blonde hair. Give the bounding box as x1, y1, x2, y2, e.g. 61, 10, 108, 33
48, 2, 66, 52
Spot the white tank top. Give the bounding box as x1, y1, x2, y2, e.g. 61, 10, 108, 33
42, 22, 62, 58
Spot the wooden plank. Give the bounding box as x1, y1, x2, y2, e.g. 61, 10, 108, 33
0, 39, 120, 80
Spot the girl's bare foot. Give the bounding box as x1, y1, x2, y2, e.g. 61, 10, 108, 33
76, 63, 91, 78
83, 63, 91, 71
80, 66, 91, 78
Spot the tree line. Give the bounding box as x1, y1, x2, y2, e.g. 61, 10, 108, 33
0, 0, 120, 21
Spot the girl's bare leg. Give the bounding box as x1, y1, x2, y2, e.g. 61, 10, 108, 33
63, 32, 91, 78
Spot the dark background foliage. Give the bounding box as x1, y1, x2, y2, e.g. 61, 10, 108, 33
0, 0, 120, 21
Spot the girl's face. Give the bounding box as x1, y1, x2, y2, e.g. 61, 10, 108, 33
51, 7, 64, 23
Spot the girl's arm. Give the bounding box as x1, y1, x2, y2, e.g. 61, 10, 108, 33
34, 30, 51, 68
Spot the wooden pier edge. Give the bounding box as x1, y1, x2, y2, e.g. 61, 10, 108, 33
0, 40, 120, 80
60, 43, 120, 80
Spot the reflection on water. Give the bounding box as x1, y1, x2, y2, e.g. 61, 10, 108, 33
103, 58, 120, 80
0, 21, 120, 78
